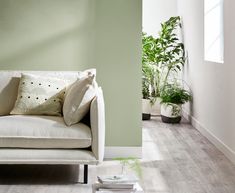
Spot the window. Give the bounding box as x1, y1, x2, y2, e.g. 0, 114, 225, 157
204, 0, 224, 63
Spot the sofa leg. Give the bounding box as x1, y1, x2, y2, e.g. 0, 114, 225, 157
84, 164, 88, 184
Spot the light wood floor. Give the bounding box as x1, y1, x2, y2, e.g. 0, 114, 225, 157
0, 117, 235, 193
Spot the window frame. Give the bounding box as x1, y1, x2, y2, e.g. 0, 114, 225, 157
204, 0, 224, 63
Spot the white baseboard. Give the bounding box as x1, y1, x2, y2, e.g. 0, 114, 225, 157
104, 146, 142, 159
182, 109, 235, 164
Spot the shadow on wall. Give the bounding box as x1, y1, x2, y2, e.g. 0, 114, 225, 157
0, 0, 96, 71
0, 25, 91, 70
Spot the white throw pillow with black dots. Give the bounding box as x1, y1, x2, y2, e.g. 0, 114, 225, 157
10, 73, 69, 116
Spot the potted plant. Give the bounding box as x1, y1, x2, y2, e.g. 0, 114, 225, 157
160, 84, 192, 123
142, 33, 161, 116
142, 16, 185, 115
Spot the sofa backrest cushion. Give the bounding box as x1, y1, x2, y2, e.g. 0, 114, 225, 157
0, 70, 96, 116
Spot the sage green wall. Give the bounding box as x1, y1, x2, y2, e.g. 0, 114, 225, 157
0, 0, 142, 147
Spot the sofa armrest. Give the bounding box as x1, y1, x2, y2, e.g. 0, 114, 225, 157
90, 87, 105, 162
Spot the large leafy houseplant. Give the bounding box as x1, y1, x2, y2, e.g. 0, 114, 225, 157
142, 33, 161, 118
156, 16, 185, 91
142, 16, 185, 99
142, 35, 156, 119
142, 33, 160, 99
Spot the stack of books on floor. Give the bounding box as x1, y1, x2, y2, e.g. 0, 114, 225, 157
92, 174, 144, 193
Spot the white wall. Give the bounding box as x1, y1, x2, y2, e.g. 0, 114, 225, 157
178, 0, 235, 162
142, 0, 177, 37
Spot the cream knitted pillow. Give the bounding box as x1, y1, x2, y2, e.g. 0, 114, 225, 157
10, 74, 68, 116
63, 75, 97, 126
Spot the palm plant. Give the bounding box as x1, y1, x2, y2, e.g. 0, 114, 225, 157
142, 16, 185, 99
156, 16, 185, 91
142, 33, 160, 99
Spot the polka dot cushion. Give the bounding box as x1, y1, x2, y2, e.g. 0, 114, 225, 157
10, 73, 69, 116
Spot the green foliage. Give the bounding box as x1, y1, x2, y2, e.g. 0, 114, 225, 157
171, 104, 181, 117
155, 16, 185, 67
160, 84, 192, 105
142, 16, 185, 99
156, 16, 185, 91
142, 33, 158, 99
142, 79, 150, 99
114, 157, 142, 178
142, 62, 152, 99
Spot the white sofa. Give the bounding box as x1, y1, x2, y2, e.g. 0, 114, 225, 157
0, 71, 105, 183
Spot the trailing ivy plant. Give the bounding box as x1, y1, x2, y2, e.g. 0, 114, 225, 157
142, 16, 185, 99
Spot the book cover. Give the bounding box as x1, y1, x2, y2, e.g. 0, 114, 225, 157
94, 182, 144, 193
97, 175, 138, 184
93, 182, 134, 189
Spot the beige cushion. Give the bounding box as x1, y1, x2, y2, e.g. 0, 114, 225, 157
63, 75, 97, 126
0, 69, 96, 116
10, 74, 69, 116
0, 115, 92, 148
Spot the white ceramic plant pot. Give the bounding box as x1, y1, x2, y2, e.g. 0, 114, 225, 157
161, 103, 182, 123
142, 99, 151, 120
150, 97, 161, 116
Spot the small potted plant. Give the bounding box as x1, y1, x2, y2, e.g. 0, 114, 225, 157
160, 84, 192, 123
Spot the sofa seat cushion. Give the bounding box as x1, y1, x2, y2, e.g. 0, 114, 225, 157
0, 115, 92, 149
